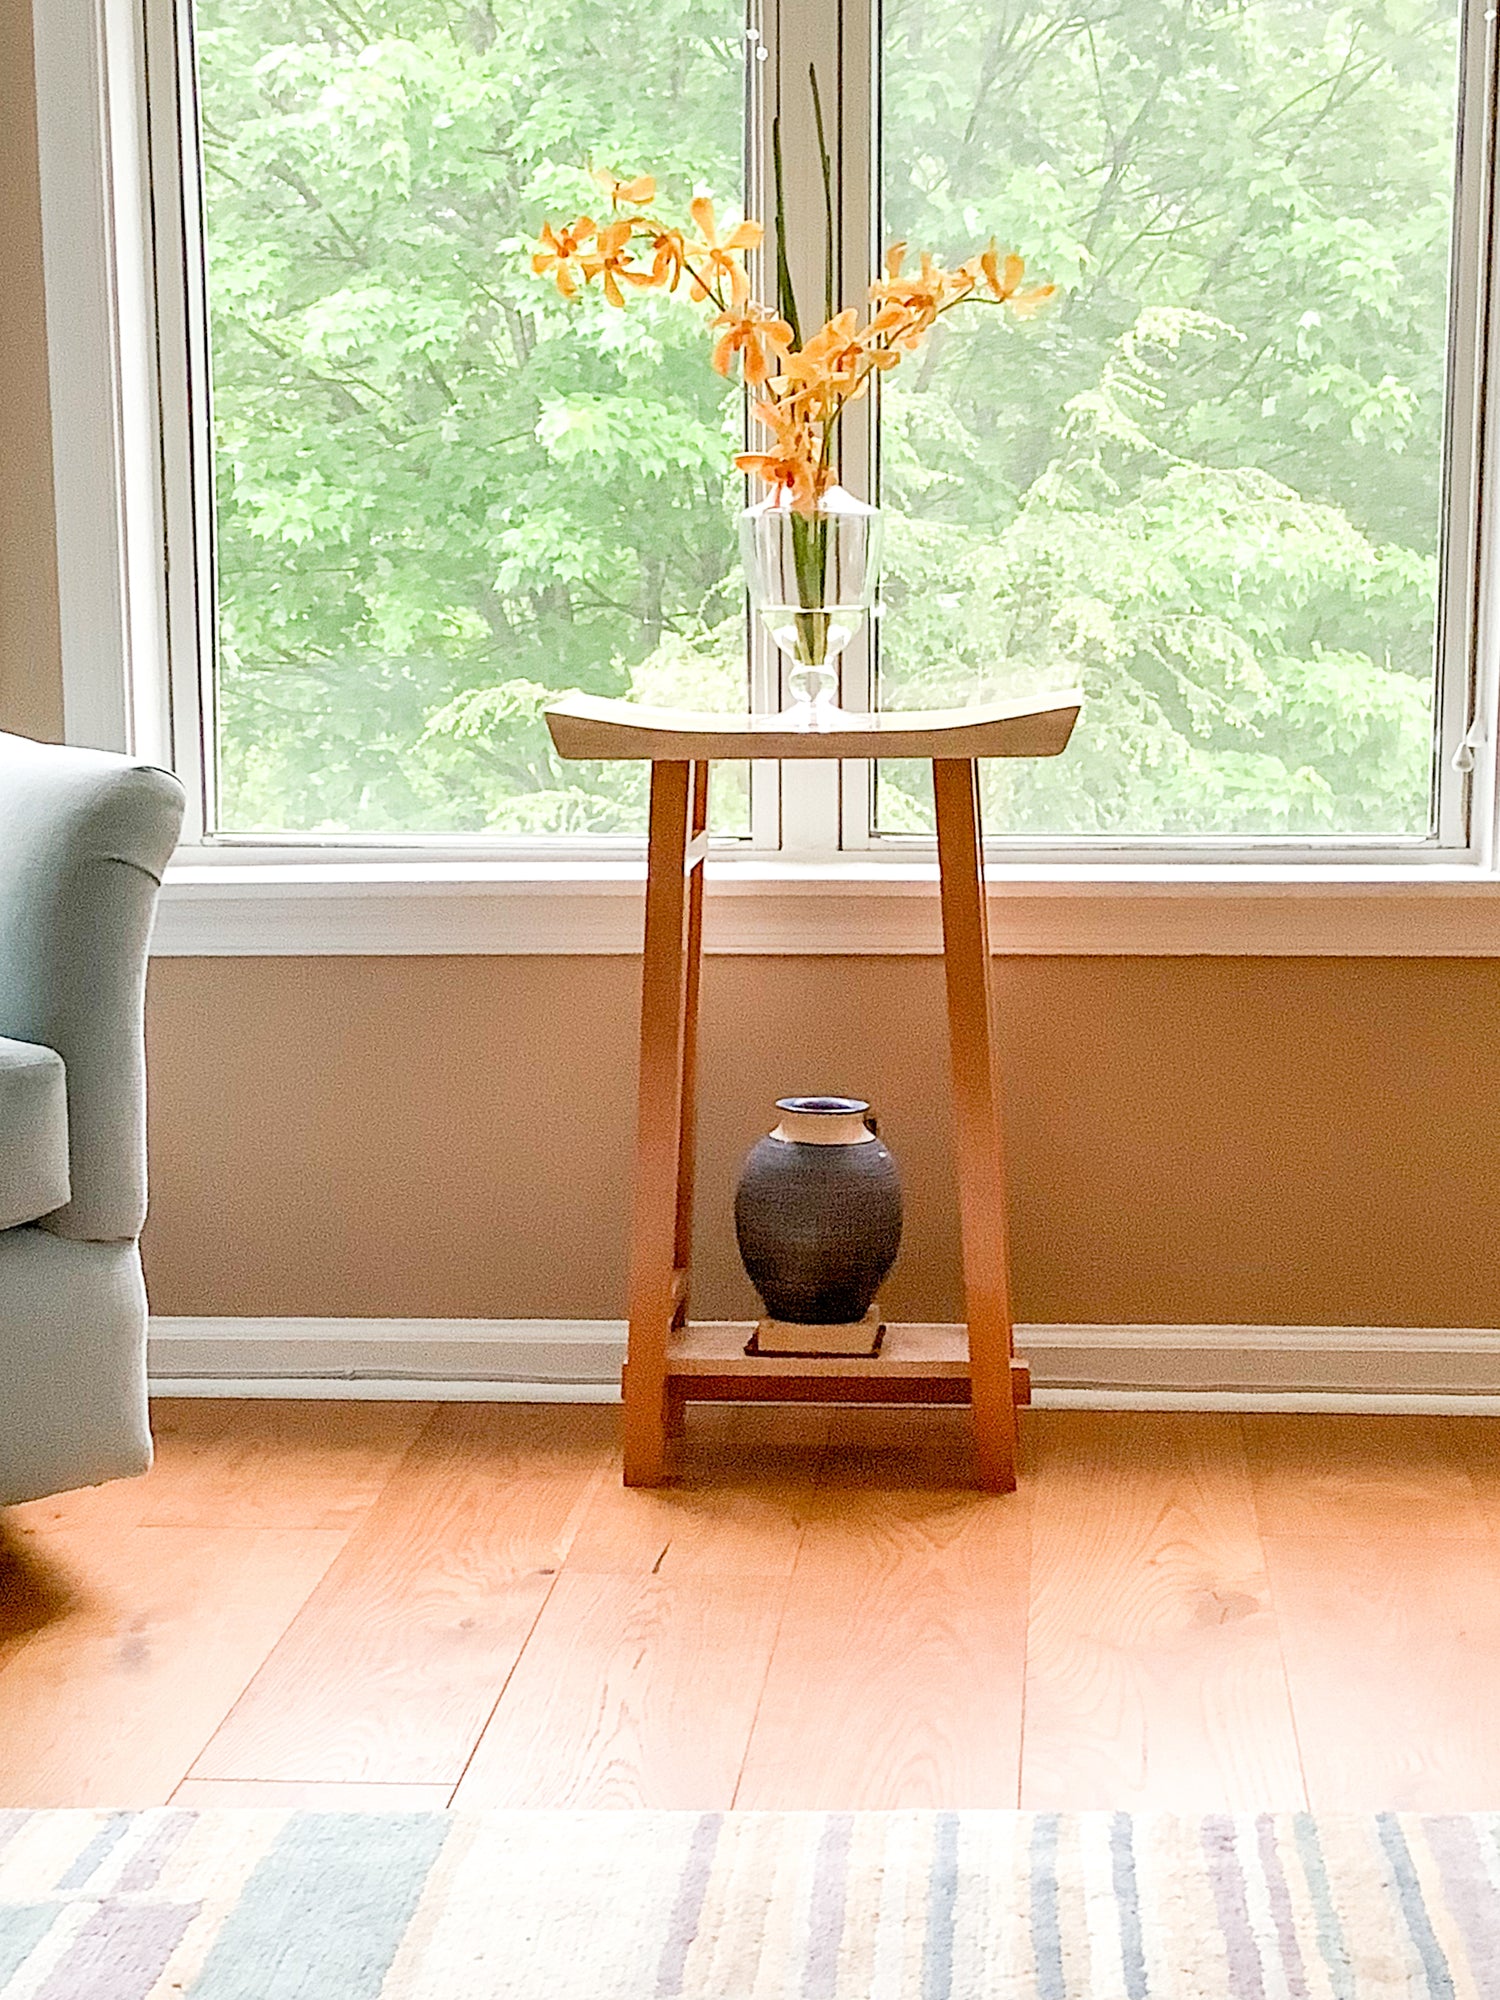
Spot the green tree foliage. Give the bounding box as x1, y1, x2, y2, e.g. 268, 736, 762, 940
880, 0, 1455, 836
198, 0, 1458, 839
201, 0, 746, 833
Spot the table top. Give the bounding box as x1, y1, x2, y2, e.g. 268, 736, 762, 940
545, 692, 1083, 763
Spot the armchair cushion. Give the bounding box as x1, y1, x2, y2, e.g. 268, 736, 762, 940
0, 1035, 69, 1230
0, 734, 184, 1242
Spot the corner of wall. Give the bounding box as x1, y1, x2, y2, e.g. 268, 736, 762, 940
0, 0, 64, 743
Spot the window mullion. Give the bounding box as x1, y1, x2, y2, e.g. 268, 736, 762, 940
143, 0, 215, 842
1434, 0, 1500, 850
761, 0, 853, 858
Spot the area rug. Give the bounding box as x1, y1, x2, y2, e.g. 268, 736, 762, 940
0, 1806, 1495, 1997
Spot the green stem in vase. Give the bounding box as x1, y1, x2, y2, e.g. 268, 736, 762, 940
790, 509, 830, 666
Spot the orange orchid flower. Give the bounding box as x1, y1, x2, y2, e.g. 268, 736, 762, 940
863, 301, 923, 356
531, 216, 597, 300
978, 241, 1027, 301
974, 241, 1056, 315
869, 247, 951, 332
643, 227, 689, 291
581, 218, 652, 308
593, 168, 657, 210
786, 310, 866, 401
710, 298, 794, 387
735, 401, 831, 513
530, 166, 1054, 508
686, 197, 763, 301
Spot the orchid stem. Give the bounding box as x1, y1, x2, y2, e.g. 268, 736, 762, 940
770, 114, 803, 348
808, 63, 835, 327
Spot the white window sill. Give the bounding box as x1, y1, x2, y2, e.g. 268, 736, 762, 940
149, 852, 1500, 956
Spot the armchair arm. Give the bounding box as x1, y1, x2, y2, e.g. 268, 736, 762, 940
0, 733, 185, 1242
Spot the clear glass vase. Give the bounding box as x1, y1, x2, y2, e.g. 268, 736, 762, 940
740, 485, 883, 723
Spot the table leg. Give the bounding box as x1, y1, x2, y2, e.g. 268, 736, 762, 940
673, 764, 709, 1326
933, 757, 1020, 1494
623, 760, 705, 1486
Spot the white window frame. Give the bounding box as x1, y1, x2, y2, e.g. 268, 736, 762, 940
28, 0, 1500, 954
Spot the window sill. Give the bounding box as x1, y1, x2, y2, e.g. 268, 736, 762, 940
150, 853, 1500, 956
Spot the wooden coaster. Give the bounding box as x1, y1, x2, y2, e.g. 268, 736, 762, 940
745, 1307, 886, 1360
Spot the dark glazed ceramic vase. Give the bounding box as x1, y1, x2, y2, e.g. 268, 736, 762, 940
734, 1097, 903, 1324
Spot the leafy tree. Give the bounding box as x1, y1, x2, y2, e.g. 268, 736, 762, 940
880, 0, 1455, 835
197, 0, 1458, 839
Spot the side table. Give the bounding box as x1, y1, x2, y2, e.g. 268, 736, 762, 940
545, 692, 1081, 1492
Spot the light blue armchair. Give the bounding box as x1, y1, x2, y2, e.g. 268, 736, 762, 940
0, 732, 184, 1505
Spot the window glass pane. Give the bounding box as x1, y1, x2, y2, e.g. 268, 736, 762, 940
878, 0, 1460, 839
197, 0, 749, 835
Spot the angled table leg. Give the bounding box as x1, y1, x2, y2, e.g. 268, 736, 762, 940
674, 764, 710, 1317
623, 759, 707, 1486
932, 757, 1020, 1494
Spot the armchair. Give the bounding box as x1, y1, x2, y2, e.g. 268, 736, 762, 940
0, 732, 184, 1505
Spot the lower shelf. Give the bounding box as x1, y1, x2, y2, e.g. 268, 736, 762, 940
663, 1322, 1031, 1405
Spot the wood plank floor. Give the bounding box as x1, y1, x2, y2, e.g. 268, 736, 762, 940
3, 1399, 1500, 1809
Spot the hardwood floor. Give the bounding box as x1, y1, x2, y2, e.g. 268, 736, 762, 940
3, 1398, 1500, 1810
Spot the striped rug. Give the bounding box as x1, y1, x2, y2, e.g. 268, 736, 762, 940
0, 1807, 1495, 1996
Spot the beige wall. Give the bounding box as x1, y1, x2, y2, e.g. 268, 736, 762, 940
143, 954, 1500, 1327
6, 0, 1500, 1331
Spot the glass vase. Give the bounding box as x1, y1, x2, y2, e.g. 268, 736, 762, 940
739, 485, 883, 723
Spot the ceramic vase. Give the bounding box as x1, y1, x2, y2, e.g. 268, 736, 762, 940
734, 1096, 903, 1324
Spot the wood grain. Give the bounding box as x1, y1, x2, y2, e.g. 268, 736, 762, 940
138, 1399, 431, 1530
1021, 1412, 1304, 1811
5, 1400, 240, 1543
623, 758, 696, 1488
10, 1400, 1500, 1812
1243, 1414, 1495, 1540
737, 1548, 1027, 1807
816, 1407, 987, 1491
668, 1322, 974, 1378
0, 1525, 345, 1806
544, 691, 1082, 764
453, 1571, 789, 1809
736, 1410, 1030, 1808
1266, 1531, 1500, 1809
934, 756, 1018, 1493
565, 1407, 825, 1577
188, 1404, 613, 1786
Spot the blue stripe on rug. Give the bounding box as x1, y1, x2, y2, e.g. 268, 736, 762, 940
1378, 1814, 1455, 2000
1110, 1812, 1148, 2000
0, 1907, 58, 1991
1254, 1815, 1308, 2000
187, 1812, 450, 2000
922, 1811, 960, 2000
55, 1815, 131, 1892
1292, 1812, 1354, 2000
1029, 1812, 1064, 2000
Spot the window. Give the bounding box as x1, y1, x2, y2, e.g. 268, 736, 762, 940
78, 0, 1500, 867
873, 0, 1474, 849
176, 0, 750, 840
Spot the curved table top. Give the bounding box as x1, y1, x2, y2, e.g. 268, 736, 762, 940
545, 692, 1083, 763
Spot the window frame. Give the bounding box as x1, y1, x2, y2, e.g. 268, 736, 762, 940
27, 0, 1500, 955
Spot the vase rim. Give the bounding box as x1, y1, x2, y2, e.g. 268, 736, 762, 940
744, 483, 878, 519
775, 1096, 870, 1116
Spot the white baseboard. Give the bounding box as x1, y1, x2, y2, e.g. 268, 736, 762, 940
145, 1317, 1500, 1412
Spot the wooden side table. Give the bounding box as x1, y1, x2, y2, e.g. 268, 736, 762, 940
545, 692, 1081, 1493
